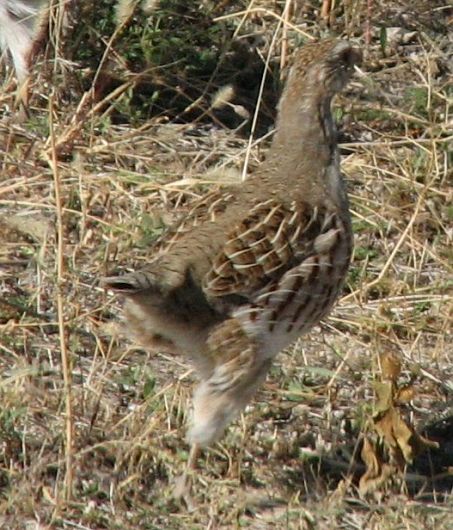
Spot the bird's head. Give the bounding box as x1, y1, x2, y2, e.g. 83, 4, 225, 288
285, 38, 362, 100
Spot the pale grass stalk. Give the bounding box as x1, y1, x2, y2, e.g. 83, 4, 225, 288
50, 0, 66, 77
46, 92, 74, 501
280, 0, 291, 73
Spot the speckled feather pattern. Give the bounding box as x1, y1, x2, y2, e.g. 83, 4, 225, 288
103, 38, 362, 447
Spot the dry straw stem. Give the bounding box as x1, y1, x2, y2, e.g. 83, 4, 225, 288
45, 92, 74, 501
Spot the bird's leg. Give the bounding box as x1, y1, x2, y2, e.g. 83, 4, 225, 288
174, 319, 271, 507
188, 319, 273, 448
173, 442, 200, 509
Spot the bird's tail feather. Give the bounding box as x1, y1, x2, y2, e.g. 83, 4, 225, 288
101, 271, 159, 295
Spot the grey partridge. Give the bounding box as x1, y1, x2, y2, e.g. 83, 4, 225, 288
103, 38, 361, 485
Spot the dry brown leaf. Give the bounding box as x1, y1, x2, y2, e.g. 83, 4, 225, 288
380, 352, 401, 381
360, 437, 380, 476
359, 355, 439, 494
373, 398, 439, 468
373, 381, 394, 413
395, 384, 416, 404
359, 437, 396, 495
410, 430, 440, 454
374, 407, 413, 466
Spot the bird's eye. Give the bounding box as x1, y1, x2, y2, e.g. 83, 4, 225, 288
339, 49, 354, 67
338, 46, 362, 68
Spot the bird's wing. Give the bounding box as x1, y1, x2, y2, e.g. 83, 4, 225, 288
102, 189, 237, 296
151, 188, 237, 255
203, 198, 340, 300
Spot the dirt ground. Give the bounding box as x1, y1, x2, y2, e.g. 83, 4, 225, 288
0, 1, 451, 528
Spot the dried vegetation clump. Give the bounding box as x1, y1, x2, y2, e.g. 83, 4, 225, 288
0, 0, 451, 528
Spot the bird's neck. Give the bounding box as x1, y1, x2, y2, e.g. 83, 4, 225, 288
269, 92, 336, 165
263, 91, 346, 209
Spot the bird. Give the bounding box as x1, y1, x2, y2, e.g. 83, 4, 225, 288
103, 38, 362, 496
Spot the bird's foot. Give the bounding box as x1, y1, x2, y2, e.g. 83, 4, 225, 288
173, 443, 200, 510
173, 471, 196, 511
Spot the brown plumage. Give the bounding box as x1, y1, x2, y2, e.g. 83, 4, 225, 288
103, 38, 362, 485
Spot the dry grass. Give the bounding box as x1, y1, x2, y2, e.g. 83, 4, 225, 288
0, 1, 452, 528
